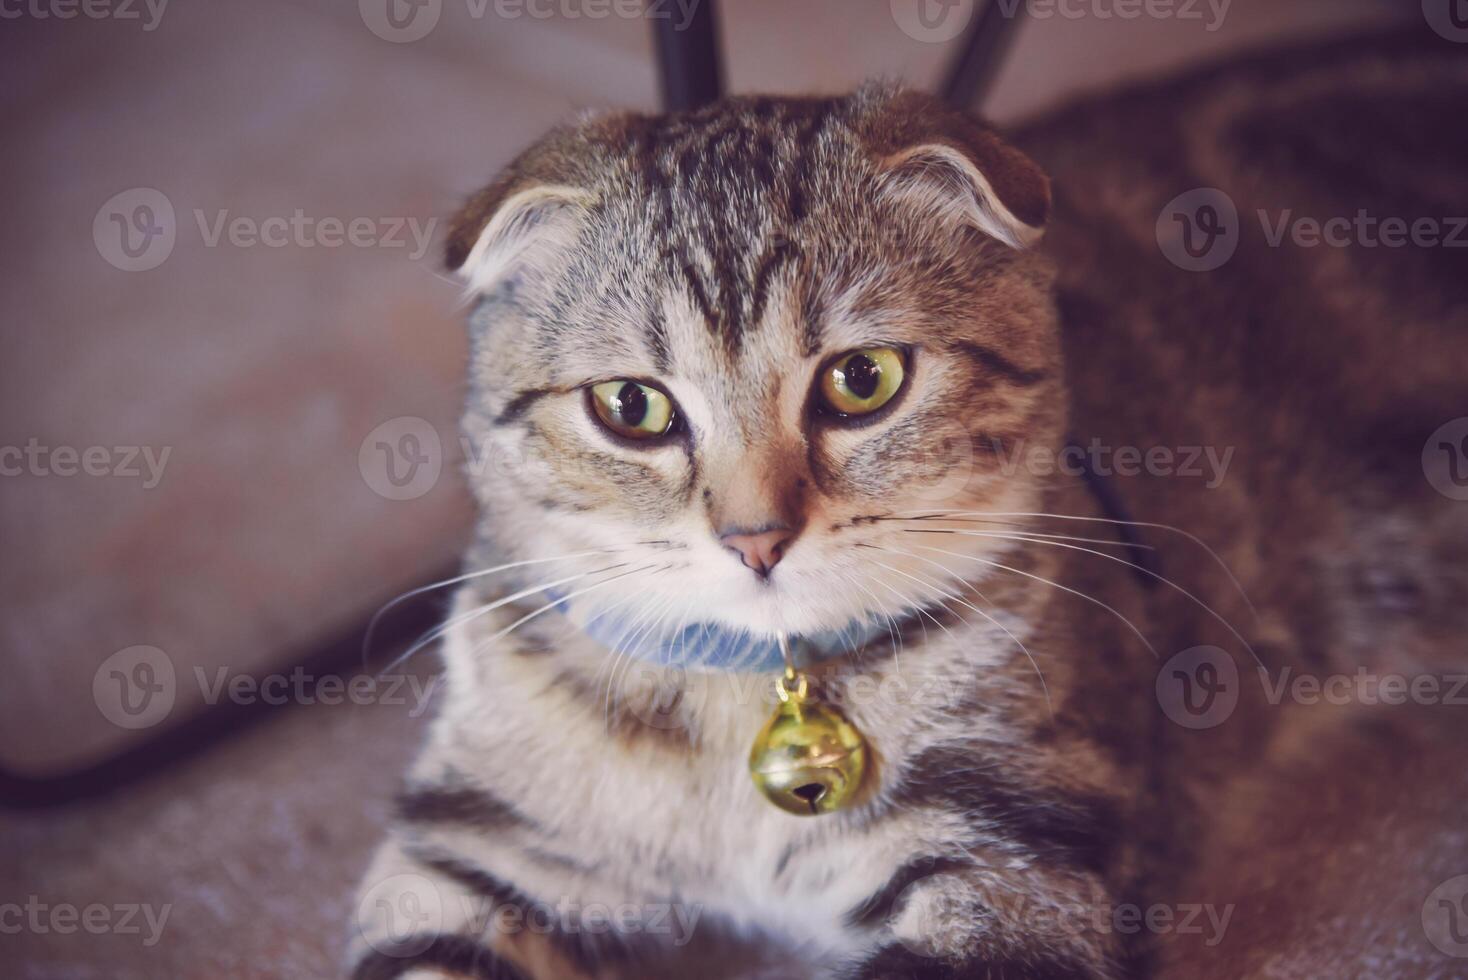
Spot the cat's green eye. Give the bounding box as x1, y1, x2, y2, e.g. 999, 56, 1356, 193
818, 347, 906, 417
590, 380, 676, 439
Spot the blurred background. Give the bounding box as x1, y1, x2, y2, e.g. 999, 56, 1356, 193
0, 0, 1428, 976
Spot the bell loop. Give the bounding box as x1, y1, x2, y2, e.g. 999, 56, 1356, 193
750, 654, 868, 816
775, 668, 808, 704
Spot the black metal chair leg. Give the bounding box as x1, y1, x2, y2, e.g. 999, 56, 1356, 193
942, 0, 1029, 111
652, 0, 723, 112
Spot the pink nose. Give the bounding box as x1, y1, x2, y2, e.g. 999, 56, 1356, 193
720, 526, 796, 577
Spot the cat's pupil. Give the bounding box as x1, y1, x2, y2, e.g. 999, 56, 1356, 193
615, 382, 648, 425
844, 355, 881, 399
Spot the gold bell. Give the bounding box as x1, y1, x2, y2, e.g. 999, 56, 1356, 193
748, 665, 867, 816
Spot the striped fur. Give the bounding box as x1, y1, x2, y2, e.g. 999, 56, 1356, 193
349, 84, 1146, 979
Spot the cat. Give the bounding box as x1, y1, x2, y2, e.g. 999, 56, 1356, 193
349, 32, 1468, 979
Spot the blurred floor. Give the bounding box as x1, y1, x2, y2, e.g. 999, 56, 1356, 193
0, 658, 435, 979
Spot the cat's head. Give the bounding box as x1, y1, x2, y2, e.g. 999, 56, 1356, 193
450, 84, 1061, 658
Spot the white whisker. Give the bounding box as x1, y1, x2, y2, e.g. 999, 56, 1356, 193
362, 548, 617, 664
477, 562, 671, 655
859, 556, 959, 642
585, 587, 669, 696
907, 541, 1158, 659
892, 509, 1258, 623
380, 562, 628, 673
860, 547, 1053, 717
910, 528, 1259, 667
831, 565, 905, 673
603, 588, 679, 730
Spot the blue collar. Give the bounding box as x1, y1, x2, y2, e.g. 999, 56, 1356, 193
545, 588, 900, 673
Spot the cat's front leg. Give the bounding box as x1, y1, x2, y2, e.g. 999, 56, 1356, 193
346, 839, 593, 980
842, 868, 1128, 980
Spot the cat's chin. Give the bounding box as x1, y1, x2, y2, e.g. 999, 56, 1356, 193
557, 570, 902, 672
684, 574, 877, 642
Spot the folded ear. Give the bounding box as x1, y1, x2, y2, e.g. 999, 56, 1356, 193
855, 85, 1050, 249
444, 131, 598, 296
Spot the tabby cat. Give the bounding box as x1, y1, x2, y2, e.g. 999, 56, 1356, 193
350, 32, 1468, 979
